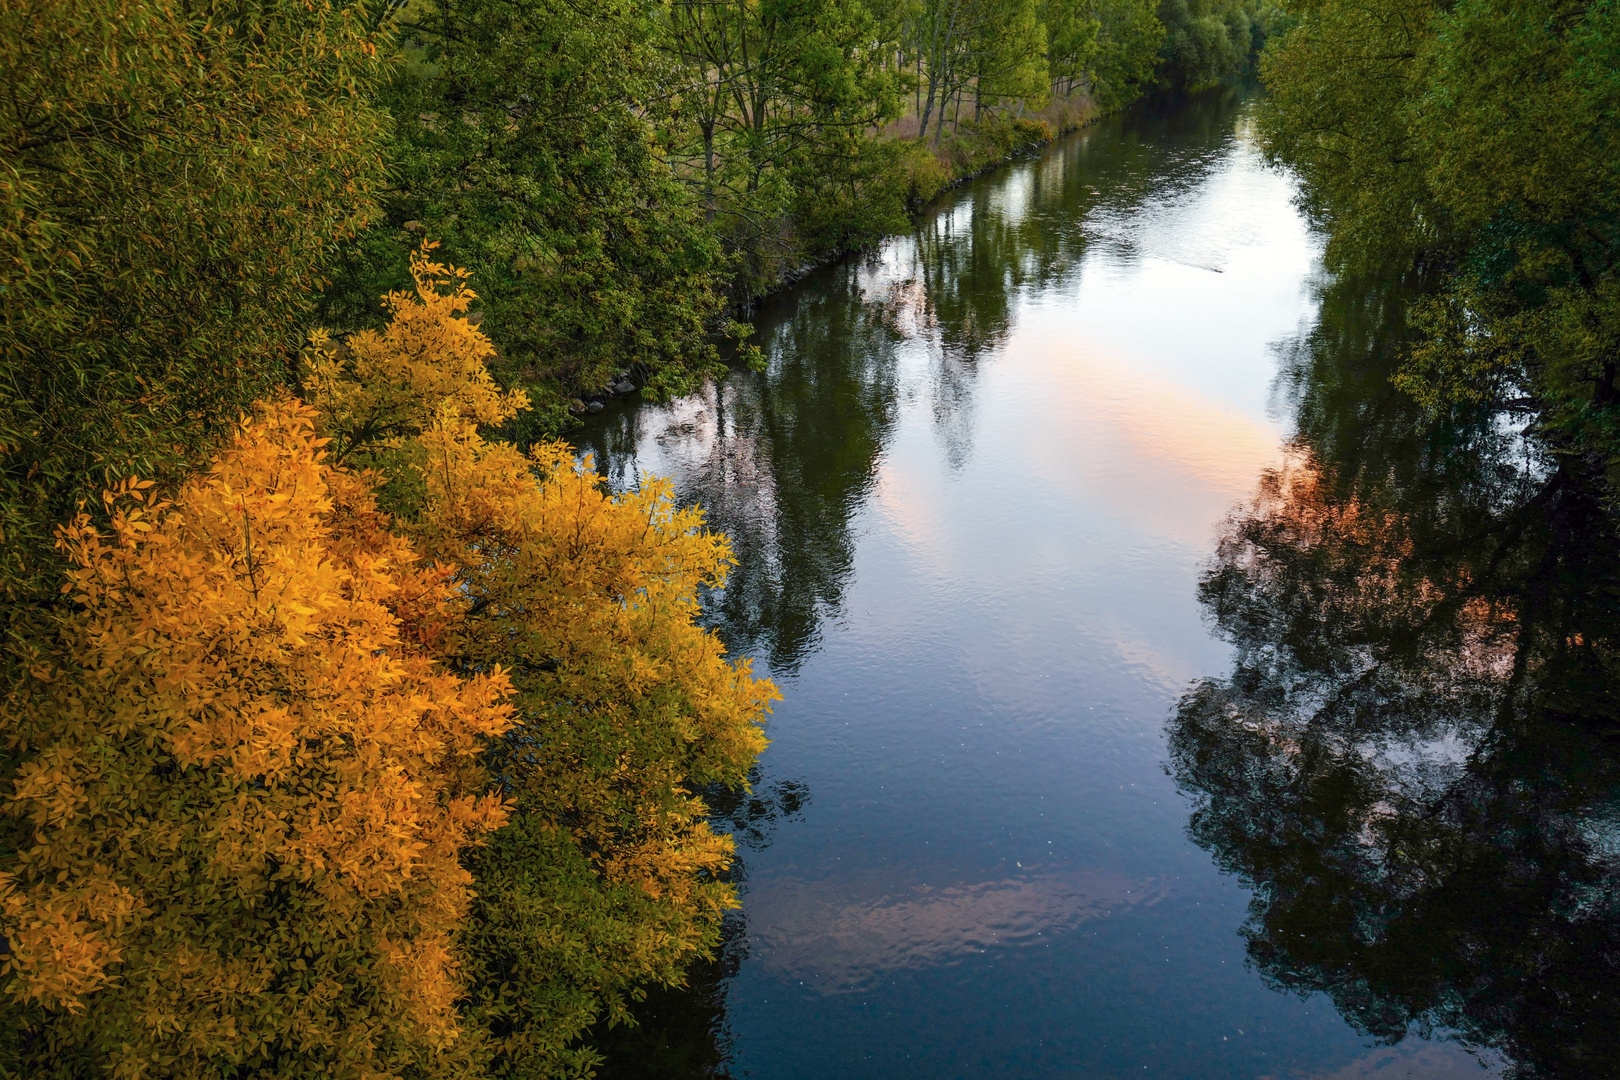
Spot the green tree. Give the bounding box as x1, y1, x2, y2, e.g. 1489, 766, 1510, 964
968, 0, 1051, 121
912, 0, 1026, 142
1259, 0, 1620, 483
321, 0, 730, 431
1256, 0, 1441, 268
0, 0, 390, 607
1085, 0, 1166, 108
1045, 0, 1102, 96
1155, 0, 1255, 89
662, 0, 905, 289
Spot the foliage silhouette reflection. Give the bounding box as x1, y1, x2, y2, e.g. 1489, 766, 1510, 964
1171, 274, 1620, 1079
573, 88, 1289, 1076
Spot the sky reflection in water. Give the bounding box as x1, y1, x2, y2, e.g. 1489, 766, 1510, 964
577, 90, 1532, 1079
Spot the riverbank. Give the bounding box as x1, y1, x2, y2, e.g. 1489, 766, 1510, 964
569, 95, 1106, 418
736, 93, 1102, 307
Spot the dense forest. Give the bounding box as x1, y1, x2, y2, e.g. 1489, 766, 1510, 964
1257, 0, 1620, 491
0, 0, 1269, 1076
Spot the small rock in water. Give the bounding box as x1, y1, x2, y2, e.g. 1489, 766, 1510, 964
587, 400, 605, 413
567, 398, 588, 416
611, 379, 637, 395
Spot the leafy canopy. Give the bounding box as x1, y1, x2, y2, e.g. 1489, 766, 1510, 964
320, 0, 728, 429
307, 249, 778, 1078
0, 400, 513, 1079
1259, 0, 1620, 477
0, 0, 390, 603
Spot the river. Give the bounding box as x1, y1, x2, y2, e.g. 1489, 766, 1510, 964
575, 88, 1620, 1079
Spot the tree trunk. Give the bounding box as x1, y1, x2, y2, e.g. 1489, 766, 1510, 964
701, 118, 716, 221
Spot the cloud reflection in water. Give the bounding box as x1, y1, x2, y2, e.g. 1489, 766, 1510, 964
747, 869, 1168, 991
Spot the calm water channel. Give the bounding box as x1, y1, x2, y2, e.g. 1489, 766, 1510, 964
578, 89, 1620, 1079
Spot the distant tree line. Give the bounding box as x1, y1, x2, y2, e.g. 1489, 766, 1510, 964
319, 0, 1271, 427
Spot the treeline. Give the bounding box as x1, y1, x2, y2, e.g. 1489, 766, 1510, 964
320, 0, 1273, 428
1257, 0, 1620, 485
0, 0, 1263, 1075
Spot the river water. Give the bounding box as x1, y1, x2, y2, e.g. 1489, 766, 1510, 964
577, 89, 1620, 1079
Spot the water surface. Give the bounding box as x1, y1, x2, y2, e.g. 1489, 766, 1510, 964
578, 89, 1619, 1079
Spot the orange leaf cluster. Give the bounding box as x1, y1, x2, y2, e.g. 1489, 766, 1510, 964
0, 400, 512, 1077
304, 243, 528, 464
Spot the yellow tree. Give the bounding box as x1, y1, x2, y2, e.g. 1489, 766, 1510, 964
0, 400, 513, 1079
305, 247, 776, 1077
303, 248, 528, 467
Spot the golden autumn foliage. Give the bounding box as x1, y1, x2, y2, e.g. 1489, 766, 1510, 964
412, 430, 775, 1078
0, 400, 513, 1078
303, 247, 776, 1076
0, 246, 772, 1078
304, 246, 529, 465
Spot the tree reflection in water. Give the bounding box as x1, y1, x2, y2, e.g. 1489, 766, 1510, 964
1170, 274, 1620, 1078
578, 89, 1248, 678
575, 89, 1291, 1075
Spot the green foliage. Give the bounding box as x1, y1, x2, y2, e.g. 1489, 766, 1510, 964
1260, 0, 1620, 483
320, 0, 730, 428
1042, 0, 1165, 108
968, 0, 1052, 115
658, 0, 1161, 302
911, 0, 1046, 144
0, 0, 390, 605
1256, 0, 1441, 269
1088, 0, 1169, 108
1155, 0, 1258, 89
790, 136, 937, 255
664, 0, 906, 291
1045, 0, 1103, 94
312, 0, 1171, 422
933, 115, 1057, 176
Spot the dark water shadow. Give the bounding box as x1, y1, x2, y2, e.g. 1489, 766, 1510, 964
1169, 270, 1620, 1078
